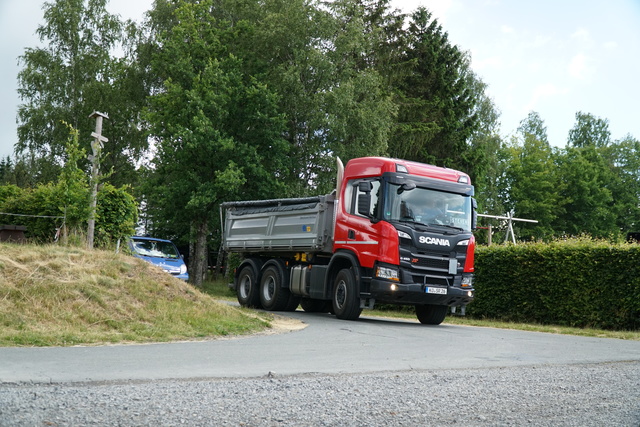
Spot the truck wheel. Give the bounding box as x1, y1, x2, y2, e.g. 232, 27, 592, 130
260, 265, 292, 311
237, 265, 260, 308
415, 304, 447, 325
332, 268, 362, 320
300, 298, 331, 313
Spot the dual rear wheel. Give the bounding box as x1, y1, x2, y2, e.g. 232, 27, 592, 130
236, 263, 298, 311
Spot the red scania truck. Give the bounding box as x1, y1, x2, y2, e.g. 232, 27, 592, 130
221, 157, 476, 325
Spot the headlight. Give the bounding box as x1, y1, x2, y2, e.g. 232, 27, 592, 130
461, 275, 473, 287
397, 230, 411, 240
376, 266, 400, 282
180, 264, 188, 275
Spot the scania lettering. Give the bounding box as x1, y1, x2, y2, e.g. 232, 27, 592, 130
419, 236, 451, 246
221, 157, 476, 325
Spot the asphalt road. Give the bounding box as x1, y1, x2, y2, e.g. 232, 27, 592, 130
1, 311, 639, 384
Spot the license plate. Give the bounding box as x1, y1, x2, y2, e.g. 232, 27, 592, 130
426, 287, 447, 295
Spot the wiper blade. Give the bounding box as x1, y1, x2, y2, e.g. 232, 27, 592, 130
426, 223, 465, 233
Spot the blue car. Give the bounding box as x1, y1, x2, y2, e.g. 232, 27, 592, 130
129, 236, 189, 281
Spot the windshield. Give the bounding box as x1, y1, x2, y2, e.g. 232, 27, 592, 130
384, 183, 473, 232
131, 239, 181, 259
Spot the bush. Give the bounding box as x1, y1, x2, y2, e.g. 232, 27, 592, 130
0, 183, 137, 248
470, 239, 640, 330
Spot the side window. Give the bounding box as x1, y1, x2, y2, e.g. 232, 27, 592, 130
349, 179, 381, 218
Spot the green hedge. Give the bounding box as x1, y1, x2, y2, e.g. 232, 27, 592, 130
470, 240, 640, 330
0, 183, 137, 248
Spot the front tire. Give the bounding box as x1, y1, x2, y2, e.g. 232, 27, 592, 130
236, 265, 260, 308
332, 268, 362, 320
415, 304, 447, 325
259, 265, 292, 311
300, 298, 331, 313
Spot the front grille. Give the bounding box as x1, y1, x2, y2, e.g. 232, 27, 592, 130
403, 251, 454, 287
412, 255, 449, 271
412, 275, 450, 286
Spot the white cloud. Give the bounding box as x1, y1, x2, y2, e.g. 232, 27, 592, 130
568, 53, 594, 81
571, 28, 590, 42
524, 83, 569, 112
501, 25, 515, 34
474, 55, 504, 71
530, 35, 552, 48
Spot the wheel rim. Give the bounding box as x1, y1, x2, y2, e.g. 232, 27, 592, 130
335, 279, 347, 310
262, 275, 276, 303
239, 275, 251, 299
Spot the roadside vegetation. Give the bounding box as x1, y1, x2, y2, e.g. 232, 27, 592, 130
0, 243, 272, 347
1, 242, 637, 347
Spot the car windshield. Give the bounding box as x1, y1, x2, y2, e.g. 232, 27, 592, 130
132, 239, 180, 259
384, 184, 473, 232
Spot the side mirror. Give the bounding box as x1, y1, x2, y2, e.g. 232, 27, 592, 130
397, 181, 416, 194
357, 181, 372, 217
358, 181, 372, 193
471, 198, 478, 230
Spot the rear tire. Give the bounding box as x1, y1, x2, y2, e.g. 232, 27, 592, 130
415, 304, 447, 325
332, 268, 362, 320
259, 265, 292, 311
236, 265, 260, 308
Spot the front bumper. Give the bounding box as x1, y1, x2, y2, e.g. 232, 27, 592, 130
368, 279, 474, 306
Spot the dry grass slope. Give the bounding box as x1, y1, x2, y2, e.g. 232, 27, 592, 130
0, 243, 271, 347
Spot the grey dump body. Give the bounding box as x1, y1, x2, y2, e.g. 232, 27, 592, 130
221, 194, 336, 254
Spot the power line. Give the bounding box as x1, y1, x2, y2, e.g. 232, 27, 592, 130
0, 212, 64, 219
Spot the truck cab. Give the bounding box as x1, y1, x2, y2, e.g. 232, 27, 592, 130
333, 157, 475, 322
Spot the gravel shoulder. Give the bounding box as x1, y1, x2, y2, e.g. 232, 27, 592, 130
1, 361, 639, 426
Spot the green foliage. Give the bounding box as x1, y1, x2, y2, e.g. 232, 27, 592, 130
16, 0, 148, 187
498, 113, 561, 240
144, 0, 294, 284
94, 184, 138, 247
0, 183, 63, 242
471, 240, 640, 330
0, 182, 136, 247
0, 184, 22, 205
553, 145, 618, 238
57, 124, 89, 231
568, 111, 611, 148
488, 111, 640, 242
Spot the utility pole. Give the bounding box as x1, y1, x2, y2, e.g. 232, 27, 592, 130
87, 111, 109, 249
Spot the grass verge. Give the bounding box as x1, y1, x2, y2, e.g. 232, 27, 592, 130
0, 243, 272, 347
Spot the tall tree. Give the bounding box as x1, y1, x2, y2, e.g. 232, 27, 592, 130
144, 0, 289, 286
500, 112, 561, 240
16, 0, 148, 186
553, 145, 617, 238
465, 77, 504, 217
608, 135, 640, 234
568, 111, 611, 148
388, 7, 479, 172
322, 0, 396, 176
234, 0, 396, 194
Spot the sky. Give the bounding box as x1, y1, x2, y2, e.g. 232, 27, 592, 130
1, 0, 639, 160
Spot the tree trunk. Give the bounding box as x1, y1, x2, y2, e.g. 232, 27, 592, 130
214, 245, 227, 280
191, 218, 208, 287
